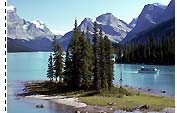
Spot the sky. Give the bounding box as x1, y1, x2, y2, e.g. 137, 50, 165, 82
8, 0, 171, 35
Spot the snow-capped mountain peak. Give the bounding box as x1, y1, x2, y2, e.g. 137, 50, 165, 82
32, 20, 46, 30
153, 3, 167, 9
7, 6, 16, 12
7, 6, 54, 41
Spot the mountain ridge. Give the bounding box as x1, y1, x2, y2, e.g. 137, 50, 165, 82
7, 0, 174, 52
122, 0, 174, 43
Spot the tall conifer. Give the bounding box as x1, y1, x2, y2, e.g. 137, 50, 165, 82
70, 19, 81, 88
104, 36, 114, 89
53, 36, 64, 82
93, 21, 101, 90
63, 48, 73, 85
99, 27, 107, 89
47, 53, 54, 82
81, 30, 93, 88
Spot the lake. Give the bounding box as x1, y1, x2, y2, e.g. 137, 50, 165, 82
7, 52, 175, 113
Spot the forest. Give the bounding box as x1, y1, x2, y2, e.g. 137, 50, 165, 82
114, 32, 175, 65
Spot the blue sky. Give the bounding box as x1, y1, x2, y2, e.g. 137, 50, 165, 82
8, 0, 171, 35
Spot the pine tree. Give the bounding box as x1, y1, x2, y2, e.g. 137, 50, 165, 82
63, 47, 73, 85
104, 36, 114, 89
47, 53, 54, 82
81, 29, 93, 89
53, 36, 64, 82
99, 27, 107, 89
70, 19, 82, 88
93, 21, 101, 90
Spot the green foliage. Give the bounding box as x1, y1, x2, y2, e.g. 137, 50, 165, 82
93, 21, 101, 90
99, 27, 108, 89
70, 19, 82, 88
49, 20, 114, 92
99, 87, 131, 98
81, 29, 93, 89
115, 33, 175, 65
47, 53, 54, 81
92, 23, 114, 90
52, 36, 64, 81
63, 48, 73, 85
104, 36, 114, 89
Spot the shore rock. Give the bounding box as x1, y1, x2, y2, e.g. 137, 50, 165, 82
161, 107, 175, 113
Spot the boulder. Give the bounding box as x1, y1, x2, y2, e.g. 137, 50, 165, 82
36, 104, 44, 108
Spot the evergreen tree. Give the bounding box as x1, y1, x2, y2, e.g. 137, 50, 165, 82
104, 36, 114, 89
63, 47, 73, 85
70, 19, 82, 88
53, 36, 64, 82
114, 32, 175, 65
99, 27, 107, 89
81, 29, 93, 89
93, 21, 101, 90
47, 53, 54, 82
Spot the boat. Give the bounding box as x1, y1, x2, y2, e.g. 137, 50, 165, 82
138, 66, 160, 73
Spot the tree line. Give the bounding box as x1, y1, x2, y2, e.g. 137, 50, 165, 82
115, 32, 175, 65
47, 20, 114, 91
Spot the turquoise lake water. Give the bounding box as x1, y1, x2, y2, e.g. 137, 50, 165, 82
7, 52, 175, 113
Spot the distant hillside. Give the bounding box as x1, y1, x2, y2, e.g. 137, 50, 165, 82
7, 38, 33, 52
128, 18, 175, 44
122, 0, 174, 43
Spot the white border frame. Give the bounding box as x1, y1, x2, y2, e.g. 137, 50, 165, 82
0, 0, 7, 113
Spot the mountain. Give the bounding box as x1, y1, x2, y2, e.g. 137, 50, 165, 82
121, 3, 166, 43
7, 38, 34, 52
7, 6, 62, 52
128, 18, 175, 44
8, 7, 130, 51
96, 13, 131, 33
7, 6, 54, 40
162, 0, 175, 21
129, 18, 137, 28
59, 13, 131, 50
96, 13, 131, 42
122, 0, 174, 43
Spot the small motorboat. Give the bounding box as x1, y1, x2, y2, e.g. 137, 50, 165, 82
138, 66, 160, 73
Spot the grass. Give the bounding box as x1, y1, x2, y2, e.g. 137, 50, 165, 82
80, 95, 174, 111
25, 81, 175, 111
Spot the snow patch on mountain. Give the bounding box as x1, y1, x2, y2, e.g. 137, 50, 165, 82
7, 6, 16, 11
32, 20, 45, 30
153, 3, 167, 9
7, 6, 54, 41
129, 18, 137, 28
